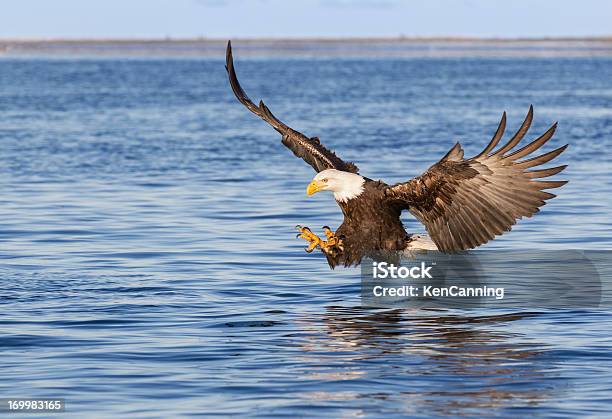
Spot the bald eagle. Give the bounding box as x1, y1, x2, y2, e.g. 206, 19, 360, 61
225, 41, 568, 268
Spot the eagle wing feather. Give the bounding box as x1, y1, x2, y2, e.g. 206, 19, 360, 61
226, 41, 358, 173
384, 107, 568, 252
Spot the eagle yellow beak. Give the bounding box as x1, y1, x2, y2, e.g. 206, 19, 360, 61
306, 180, 325, 196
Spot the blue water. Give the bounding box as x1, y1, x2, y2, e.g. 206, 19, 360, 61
1, 54, 612, 417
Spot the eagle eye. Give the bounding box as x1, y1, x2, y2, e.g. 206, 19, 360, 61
322, 178, 328, 183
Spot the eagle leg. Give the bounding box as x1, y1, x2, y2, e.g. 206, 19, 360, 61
296, 225, 344, 254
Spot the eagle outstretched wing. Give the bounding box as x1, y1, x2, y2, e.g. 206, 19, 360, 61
384, 106, 568, 252
225, 41, 358, 173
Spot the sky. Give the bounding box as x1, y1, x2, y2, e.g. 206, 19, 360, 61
0, 0, 610, 39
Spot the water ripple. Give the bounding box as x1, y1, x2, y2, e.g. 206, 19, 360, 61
0, 55, 611, 417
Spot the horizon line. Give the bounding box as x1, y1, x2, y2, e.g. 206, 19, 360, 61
1, 35, 612, 43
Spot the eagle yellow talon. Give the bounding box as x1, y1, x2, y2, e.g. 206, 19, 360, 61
296, 225, 343, 254
322, 226, 332, 238
296, 226, 321, 252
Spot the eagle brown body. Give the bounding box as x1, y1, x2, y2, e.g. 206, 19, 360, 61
335, 180, 407, 266
225, 41, 568, 268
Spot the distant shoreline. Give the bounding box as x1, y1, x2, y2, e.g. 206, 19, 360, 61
1, 36, 611, 42
1, 37, 611, 58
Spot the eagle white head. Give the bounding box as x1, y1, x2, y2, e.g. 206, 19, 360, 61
306, 169, 365, 203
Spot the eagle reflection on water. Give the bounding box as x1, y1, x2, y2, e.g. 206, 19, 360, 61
295, 308, 558, 415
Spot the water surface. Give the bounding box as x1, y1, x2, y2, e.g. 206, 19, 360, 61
1, 52, 611, 417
